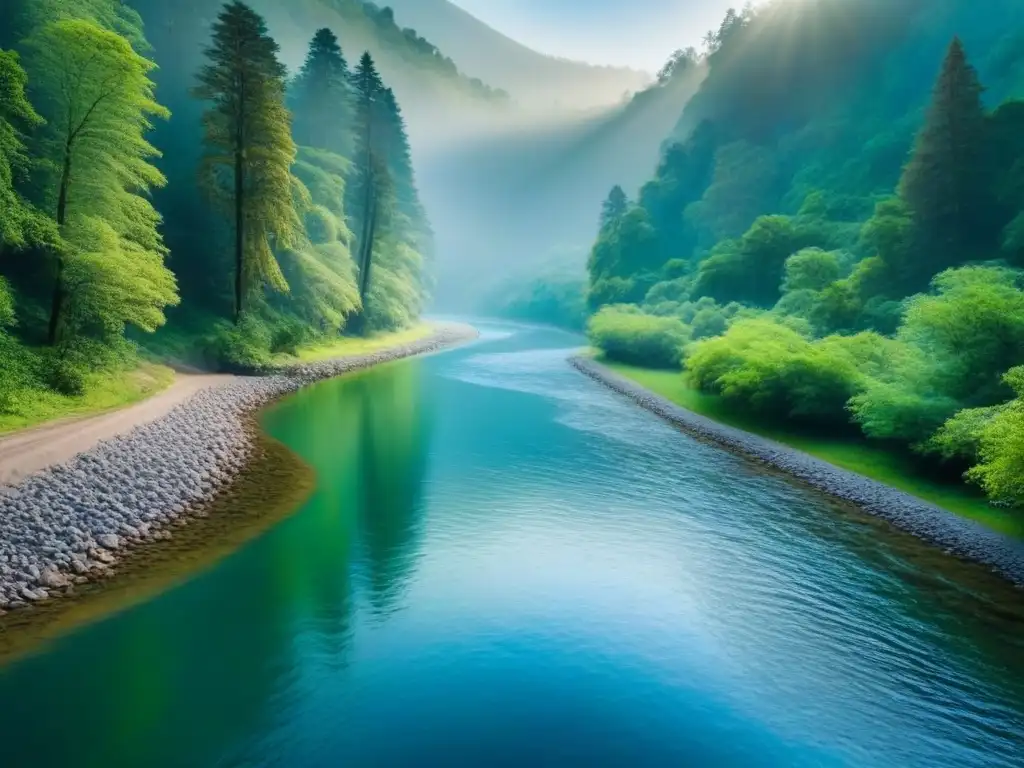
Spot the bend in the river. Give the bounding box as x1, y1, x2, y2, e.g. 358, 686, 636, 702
0, 321, 1021, 767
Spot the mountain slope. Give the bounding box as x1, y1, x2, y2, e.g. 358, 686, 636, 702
421, 65, 707, 308
380, 0, 652, 109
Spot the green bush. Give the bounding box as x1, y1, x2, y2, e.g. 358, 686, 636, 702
932, 367, 1024, 507
686, 318, 861, 423
782, 248, 842, 292
206, 314, 274, 372
588, 307, 690, 368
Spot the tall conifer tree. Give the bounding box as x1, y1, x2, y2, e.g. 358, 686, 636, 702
898, 37, 993, 288
349, 51, 388, 328
193, 1, 301, 323
600, 186, 628, 231
291, 28, 353, 157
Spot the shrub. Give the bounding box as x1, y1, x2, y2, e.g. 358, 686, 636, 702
206, 314, 273, 372
943, 367, 1024, 507
588, 307, 690, 368
782, 248, 842, 292
686, 318, 861, 423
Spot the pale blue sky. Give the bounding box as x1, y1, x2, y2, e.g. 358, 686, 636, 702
452, 0, 746, 71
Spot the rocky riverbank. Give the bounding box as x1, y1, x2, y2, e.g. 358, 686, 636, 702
0, 324, 478, 614
571, 356, 1024, 588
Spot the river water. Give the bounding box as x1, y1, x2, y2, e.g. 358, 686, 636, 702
0, 321, 1023, 767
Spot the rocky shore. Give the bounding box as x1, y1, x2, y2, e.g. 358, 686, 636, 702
0, 324, 478, 614
571, 356, 1024, 587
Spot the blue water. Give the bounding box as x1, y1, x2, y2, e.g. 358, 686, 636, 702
0, 321, 1022, 767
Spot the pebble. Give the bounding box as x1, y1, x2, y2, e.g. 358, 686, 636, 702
0, 326, 478, 614
571, 356, 1024, 588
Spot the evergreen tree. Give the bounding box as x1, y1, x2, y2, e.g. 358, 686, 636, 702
378, 87, 428, 247
897, 37, 993, 290
193, 1, 302, 323
599, 185, 628, 231
350, 51, 387, 330
25, 19, 176, 343
291, 27, 353, 157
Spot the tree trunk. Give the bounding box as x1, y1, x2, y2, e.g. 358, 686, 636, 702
359, 189, 378, 302
234, 146, 244, 324
48, 146, 72, 345
233, 72, 246, 324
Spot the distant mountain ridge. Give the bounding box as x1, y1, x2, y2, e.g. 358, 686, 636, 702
377, 0, 653, 109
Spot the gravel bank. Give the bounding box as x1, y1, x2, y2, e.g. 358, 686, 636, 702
571, 356, 1024, 587
0, 324, 478, 614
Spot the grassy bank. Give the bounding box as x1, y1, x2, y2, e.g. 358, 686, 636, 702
280, 323, 434, 363
601, 358, 1024, 540
0, 362, 176, 436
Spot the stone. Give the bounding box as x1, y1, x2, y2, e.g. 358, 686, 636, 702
39, 568, 70, 589
97, 533, 120, 550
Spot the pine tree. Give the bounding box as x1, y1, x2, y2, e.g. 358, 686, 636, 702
378, 87, 428, 247
25, 19, 176, 343
349, 51, 387, 331
291, 27, 353, 157
599, 186, 628, 231
193, 1, 302, 323
898, 37, 993, 289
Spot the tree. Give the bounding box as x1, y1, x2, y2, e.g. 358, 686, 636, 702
897, 38, 994, 290
291, 27, 353, 157
193, 1, 302, 324
0, 49, 51, 253
349, 51, 387, 331
25, 18, 176, 343
599, 185, 628, 231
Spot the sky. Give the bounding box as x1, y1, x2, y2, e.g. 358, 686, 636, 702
451, 0, 749, 72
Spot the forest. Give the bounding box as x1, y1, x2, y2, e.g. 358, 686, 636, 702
0, 0, 434, 420
572, 0, 1024, 511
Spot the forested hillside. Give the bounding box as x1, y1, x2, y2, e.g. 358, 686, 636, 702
579, 0, 1024, 510
0, 0, 435, 423
378, 0, 651, 109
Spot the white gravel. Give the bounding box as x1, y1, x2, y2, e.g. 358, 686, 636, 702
0, 325, 478, 613
571, 355, 1024, 587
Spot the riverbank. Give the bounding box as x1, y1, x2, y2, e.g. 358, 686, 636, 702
0, 323, 479, 618
571, 355, 1024, 587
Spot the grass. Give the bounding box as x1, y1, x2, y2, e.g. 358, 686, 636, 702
279, 322, 434, 363
600, 358, 1024, 540
0, 362, 176, 435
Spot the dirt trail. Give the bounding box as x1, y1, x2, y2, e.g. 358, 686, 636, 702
0, 374, 234, 487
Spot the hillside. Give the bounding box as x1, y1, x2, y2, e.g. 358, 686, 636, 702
131, 0, 511, 155
380, 0, 652, 109
421, 61, 707, 309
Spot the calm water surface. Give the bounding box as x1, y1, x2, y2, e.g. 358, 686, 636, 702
1, 321, 1023, 767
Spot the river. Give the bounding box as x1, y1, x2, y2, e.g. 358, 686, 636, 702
0, 321, 1022, 767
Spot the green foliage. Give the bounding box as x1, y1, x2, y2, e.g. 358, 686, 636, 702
931, 368, 1024, 506
0, 49, 49, 251
290, 27, 354, 158
588, 307, 690, 369
900, 266, 1024, 404
495, 274, 587, 330
693, 215, 823, 306
194, 1, 302, 320
897, 38, 996, 291
25, 17, 177, 342
783, 248, 842, 293
686, 318, 861, 425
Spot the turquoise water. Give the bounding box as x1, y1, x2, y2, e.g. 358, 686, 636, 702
0, 321, 1023, 767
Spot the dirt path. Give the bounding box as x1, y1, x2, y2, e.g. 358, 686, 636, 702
0, 374, 234, 487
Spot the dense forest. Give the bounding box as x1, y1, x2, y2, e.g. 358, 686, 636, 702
567, 0, 1024, 508
0, 0, 436, 417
